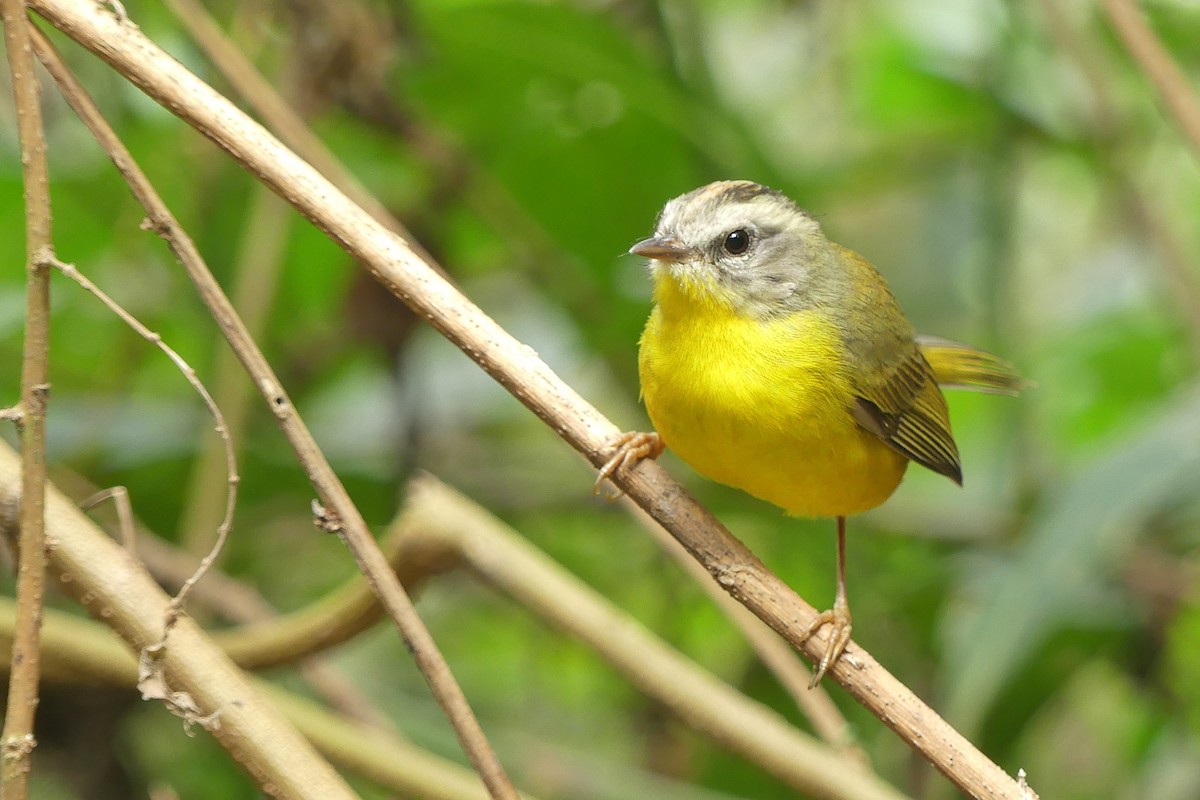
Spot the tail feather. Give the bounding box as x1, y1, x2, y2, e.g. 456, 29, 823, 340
917, 335, 1026, 395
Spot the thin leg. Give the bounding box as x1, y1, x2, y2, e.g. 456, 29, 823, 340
800, 515, 853, 687
834, 514, 848, 612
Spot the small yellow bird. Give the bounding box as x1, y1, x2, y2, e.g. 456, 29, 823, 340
600, 180, 1021, 684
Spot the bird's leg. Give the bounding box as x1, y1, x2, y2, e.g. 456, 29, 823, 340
593, 431, 664, 497
800, 515, 853, 687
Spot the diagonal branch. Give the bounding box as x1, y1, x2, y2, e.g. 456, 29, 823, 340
0, 1, 53, 795
619, 497, 865, 761
404, 476, 905, 800
27, 1, 1036, 797
0, 598, 530, 800
26, 21, 518, 800
1101, 0, 1200, 159
0, 443, 403, 800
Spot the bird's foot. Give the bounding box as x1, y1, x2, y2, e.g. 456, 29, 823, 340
800, 602, 853, 688
593, 431, 664, 499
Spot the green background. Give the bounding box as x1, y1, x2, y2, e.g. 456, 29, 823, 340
2, 0, 1200, 797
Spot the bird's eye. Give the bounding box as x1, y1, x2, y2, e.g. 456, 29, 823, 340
723, 229, 751, 255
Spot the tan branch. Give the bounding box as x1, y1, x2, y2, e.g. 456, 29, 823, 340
163, 0, 443, 271
1036, 0, 1200, 353
91, 476, 891, 796
1101, 0, 1200, 159
0, 442, 358, 798
27, 20, 517, 799
0, 1, 53, 794
64, 468, 436, 731
620, 497, 864, 761
0, 600, 533, 800
404, 475, 905, 800
211, 529, 458, 671
27, 2, 1034, 797
179, 185, 290, 556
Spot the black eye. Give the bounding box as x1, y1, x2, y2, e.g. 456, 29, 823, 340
723, 229, 751, 255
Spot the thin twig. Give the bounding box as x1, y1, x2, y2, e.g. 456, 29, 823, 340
620, 497, 865, 762
81, 485, 137, 551
178, 185, 290, 556
24, 2, 1039, 797
45, 255, 238, 631
27, 21, 519, 800
1034, 0, 1200, 352
139, 530, 403, 730
208, 525, 459, 671
0, 598, 526, 800
162, 0, 445, 273
405, 476, 904, 800
59, 465, 433, 731
1101, 0, 1200, 159
0, 1, 53, 795
0, 443, 361, 798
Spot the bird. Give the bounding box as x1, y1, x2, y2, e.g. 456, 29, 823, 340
598, 180, 1022, 685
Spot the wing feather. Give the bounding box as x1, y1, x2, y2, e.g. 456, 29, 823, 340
850, 349, 963, 485
831, 246, 963, 484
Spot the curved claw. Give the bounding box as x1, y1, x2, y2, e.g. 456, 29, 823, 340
800, 603, 853, 688
593, 431, 664, 499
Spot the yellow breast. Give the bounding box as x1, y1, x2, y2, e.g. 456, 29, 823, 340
638, 279, 907, 518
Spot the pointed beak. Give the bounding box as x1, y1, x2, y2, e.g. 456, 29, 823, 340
629, 236, 691, 262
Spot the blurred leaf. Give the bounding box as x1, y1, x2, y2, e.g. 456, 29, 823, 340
942, 386, 1200, 733
1013, 661, 1156, 799
1164, 598, 1200, 736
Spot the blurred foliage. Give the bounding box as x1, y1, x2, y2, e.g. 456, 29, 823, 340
3, 0, 1200, 798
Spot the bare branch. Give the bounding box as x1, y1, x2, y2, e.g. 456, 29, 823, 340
178, 186, 290, 556
0, 599, 530, 800
0, 444, 359, 797
163, 0, 444, 270
405, 476, 904, 800
0, 1, 53, 794
63, 468, 436, 732
21, 1, 1041, 797
45, 255, 239, 632
619, 498, 865, 761
1101, 0, 1200, 159
1035, 0, 1200, 354
27, 22, 518, 799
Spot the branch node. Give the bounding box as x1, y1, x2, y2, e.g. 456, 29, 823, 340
0, 733, 36, 766
137, 641, 227, 735
1017, 768, 1040, 800
102, 0, 129, 23
311, 499, 343, 535
80, 485, 137, 551
31, 245, 55, 271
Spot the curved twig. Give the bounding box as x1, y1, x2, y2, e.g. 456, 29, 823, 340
27, 2, 1036, 797
0, 442, 359, 798
45, 256, 239, 633
404, 475, 904, 800
27, 21, 518, 800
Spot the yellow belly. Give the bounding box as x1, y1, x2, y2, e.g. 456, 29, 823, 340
638, 297, 907, 518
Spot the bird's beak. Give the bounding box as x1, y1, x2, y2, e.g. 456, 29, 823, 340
629, 236, 690, 262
